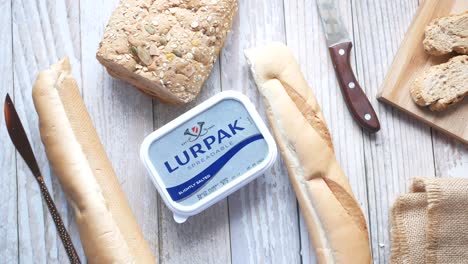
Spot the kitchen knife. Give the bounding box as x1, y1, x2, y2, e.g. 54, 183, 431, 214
4, 94, 81, 264
317, 0, 381, 132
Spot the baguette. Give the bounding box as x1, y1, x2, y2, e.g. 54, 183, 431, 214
245, 43, 371, 263
96, 0, 238, 104
32, 58, 155, 263
423, 12, 468, 56
410, 55, 468, 111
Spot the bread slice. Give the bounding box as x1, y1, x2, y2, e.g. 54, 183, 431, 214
410, 55, 468, 111
423, 12, 468, 56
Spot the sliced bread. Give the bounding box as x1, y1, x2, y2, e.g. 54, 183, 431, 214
410, 55, 468, 111
423, 12, 468, 56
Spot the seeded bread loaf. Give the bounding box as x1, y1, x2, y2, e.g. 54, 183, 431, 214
411, 55, 468, 111
97, 0, 238, 104
423, 12, 468, 56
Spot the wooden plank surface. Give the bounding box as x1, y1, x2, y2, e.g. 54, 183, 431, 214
1, 0, 467, 263
433, 132, 468, 178
378, 0, 468, 144
0, 0, 17, 263
351, 1, 437, 263
42, 1, 85, 261
79, 0, 160, 259
12, 0, 84, 262
154, 64, 231, 263
221, 1, 302, 263
283, 0, 368, 263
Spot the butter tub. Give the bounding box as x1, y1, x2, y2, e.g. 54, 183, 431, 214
140, 91, 277, 223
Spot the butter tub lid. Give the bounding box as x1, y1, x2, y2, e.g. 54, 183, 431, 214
140, 91, 277, 223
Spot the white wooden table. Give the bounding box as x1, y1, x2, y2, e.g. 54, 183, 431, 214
1, 0, 466, 263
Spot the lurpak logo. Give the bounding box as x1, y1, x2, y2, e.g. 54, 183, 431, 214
184, 122, 208, 142
163, 117, 265, 202
164, 119, 245, 174
181, 121, 215, 146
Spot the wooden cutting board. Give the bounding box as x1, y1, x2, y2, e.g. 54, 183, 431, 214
378, 0, 468, 144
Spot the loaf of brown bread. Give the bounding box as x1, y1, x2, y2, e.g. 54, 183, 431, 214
97, 0, 238, 104
245, 43, 371, 264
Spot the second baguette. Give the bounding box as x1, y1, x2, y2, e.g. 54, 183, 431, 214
245, 43, 371, 263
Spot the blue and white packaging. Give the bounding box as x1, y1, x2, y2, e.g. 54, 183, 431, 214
140, 91, 277, 223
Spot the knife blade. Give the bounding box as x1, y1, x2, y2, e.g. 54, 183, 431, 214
4, 94, 81, 264
317, 0, 381, 132
4, 95, 42, 177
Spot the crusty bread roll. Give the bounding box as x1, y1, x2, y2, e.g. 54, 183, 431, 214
32, 58, 155, 263
245, 43, 371, 263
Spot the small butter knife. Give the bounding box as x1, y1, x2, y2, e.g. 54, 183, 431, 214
317, 0, 381, 132
4, 94, 81, 264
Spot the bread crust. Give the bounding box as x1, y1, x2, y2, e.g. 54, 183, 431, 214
98, 55, 184, 105
246, 43, 371, 264
423, 12, 468, 56
410, 55, 468, 111
33, 58, 156, 263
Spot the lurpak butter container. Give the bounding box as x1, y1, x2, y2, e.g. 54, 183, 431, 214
140, 91, 277, 223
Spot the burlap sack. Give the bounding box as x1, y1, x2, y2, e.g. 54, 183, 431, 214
391, 178, 468, 264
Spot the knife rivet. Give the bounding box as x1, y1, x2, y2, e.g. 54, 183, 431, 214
348, 82, 355, 89
364, 114, 372, 121
339, 49, 345, 55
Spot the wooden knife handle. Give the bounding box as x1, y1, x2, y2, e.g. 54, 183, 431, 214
329, 42, 380, 133
37, 176, 81, 264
